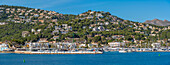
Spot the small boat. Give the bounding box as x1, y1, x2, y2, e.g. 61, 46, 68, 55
143, 48, 152, 52
127, 49, 132, 52
119, 49, 128, 53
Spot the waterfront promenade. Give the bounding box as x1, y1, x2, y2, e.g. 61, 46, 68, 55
1, 48, 170, 54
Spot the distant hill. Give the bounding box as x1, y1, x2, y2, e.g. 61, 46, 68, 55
144, 19, 170, 26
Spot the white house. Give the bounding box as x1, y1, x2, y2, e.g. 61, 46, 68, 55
98, 26, 105, 31
31, 29, 35, 32
79, 44, 86, 48
38, 38, 48, 43
37, 29, 41, 32
0, 22, 6, 25
93, 27, 99, 31
151, 43, 161, 48
108, 42, 125, 47
105, 22, 109, 25
53, 36, 59, 40
0, 43, 9, 51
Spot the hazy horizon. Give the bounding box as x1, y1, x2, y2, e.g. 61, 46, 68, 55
1, 0, 170, 22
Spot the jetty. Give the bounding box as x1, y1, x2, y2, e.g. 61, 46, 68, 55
14, 48, 103, 54
14, 51, 103, 54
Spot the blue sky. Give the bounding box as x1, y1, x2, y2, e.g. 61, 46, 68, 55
0, 0, 170, 22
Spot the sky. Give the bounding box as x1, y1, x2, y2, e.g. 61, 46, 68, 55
0, 0, 170, 22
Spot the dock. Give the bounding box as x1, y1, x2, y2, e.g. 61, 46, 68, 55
14, 51, 103, 54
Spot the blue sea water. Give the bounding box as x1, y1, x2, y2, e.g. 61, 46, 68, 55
0, 52, 170, 65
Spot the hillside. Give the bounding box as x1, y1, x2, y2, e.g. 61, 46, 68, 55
144, 19, 170, 26
0, 5, 169, 46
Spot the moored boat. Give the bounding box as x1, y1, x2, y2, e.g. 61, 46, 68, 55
119, 49, 128, 53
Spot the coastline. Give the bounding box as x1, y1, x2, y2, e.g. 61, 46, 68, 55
14, 51, 103, 54
0, 51, 103, 54
1, 51, 170, 54
0, 51, 14, 53
136, 51, 170, 52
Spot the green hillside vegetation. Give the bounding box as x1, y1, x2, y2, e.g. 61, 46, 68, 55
0, 5, 169, 47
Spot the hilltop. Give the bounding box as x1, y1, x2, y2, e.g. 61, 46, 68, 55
144, 19, 170, 26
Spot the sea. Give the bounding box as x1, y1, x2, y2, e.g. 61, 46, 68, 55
0, 52, 170, 65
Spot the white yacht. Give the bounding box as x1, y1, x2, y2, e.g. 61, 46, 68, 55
119, 49, 128, 53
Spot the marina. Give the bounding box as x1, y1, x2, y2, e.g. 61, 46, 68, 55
0, 39, 169, 54
1, 47, 170, 54
14, 48, 103, 54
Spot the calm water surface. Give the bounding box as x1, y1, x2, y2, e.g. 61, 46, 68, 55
0, 52, 170, 65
